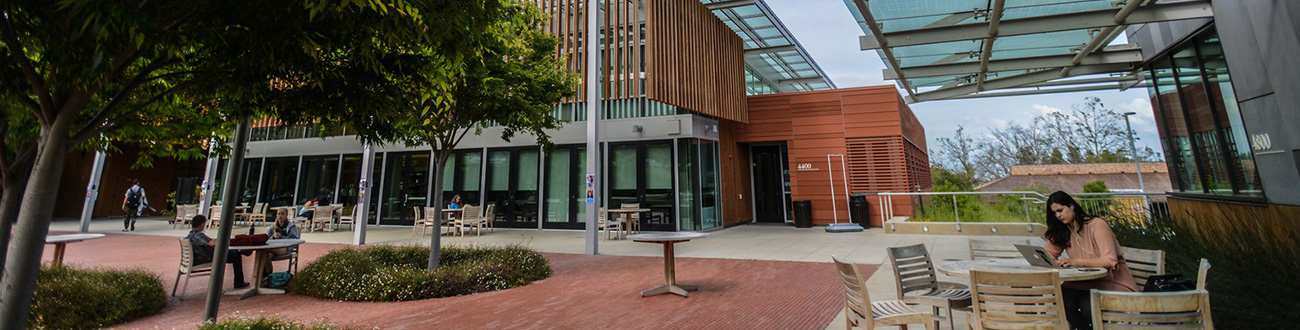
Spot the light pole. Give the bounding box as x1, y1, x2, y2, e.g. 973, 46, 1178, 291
1122, 112, 1149, 212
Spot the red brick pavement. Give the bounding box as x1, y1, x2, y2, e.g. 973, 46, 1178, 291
40, 232, 877, 329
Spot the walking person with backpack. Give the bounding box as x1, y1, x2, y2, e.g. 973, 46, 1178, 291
122, 179, 147, 231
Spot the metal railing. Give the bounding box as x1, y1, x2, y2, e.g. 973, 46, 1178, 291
879, 191, 1170, 226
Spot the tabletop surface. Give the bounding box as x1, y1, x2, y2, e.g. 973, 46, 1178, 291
608, 209, 651, 213
230, 239, 305, 250
46, 233, 107, 243
937, 259, 1108, 281
627, 232, 708, 242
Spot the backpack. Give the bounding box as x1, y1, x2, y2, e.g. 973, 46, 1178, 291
262, 271, 293, 289
125, 187, 142, 208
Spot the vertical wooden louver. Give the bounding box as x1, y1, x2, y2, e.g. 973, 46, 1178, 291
530, 0, 746, 122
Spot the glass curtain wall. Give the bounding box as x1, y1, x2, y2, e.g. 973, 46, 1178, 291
212, 158, 262, 206
543, 145, 588, 229
380, 151, 430, 225
296, 155, 340, 205
440, 150, 483, 209
678, 138, 721, 231
259, 158, 298, 207
485, 147, 541, 228
1147, 28, 1261, 197
609, 141, 675, 231
337, 154, 362, 208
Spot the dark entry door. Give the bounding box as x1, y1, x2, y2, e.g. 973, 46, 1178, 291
751, 145, 785, 223
485, 147, 541, 228
608, 141, 675, 231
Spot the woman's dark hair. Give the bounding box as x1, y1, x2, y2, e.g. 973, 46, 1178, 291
1043, 191, 1093, 249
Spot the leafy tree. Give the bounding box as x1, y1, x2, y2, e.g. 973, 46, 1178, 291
390, 1, 575, 270
0, 0, 508, 327
932, 125, 978, 178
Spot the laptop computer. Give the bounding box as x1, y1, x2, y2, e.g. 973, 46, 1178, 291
1014, 244, 1062, 268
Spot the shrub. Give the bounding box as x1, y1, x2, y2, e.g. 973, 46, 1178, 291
199, 315, 364, 330
30, 266, 166, 330
291, 245, 551, 302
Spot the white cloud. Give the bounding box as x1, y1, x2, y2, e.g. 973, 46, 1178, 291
1032, 104, 1063, 116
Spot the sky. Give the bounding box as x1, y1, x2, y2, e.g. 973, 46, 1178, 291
763, 0, 1163, 156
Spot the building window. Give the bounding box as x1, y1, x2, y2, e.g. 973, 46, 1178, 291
1146, 28, 1262, 197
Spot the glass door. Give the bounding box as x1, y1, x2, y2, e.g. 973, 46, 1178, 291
608, 140, 675, 231
543, 145, 587, 229
439, 150, 482, 209
485, 147, 541, 228
258, 157, 299, 207
379, 151, 430, 226
296, 155, 340, 205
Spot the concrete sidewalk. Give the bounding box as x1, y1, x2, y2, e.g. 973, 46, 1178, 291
52, 217, 1043, 329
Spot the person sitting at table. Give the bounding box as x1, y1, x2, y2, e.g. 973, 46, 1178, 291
448, 195, 462, 209
262, 208, 301, 276
186, 215, 251, 289
1043, 191, 1137, 330
298, 198, 318, 219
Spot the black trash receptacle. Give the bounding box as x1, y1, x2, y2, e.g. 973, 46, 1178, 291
793, 200, 813, 228
850, 194, 870, 229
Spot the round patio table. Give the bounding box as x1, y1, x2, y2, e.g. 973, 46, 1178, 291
45, 233, 106, 266
226, 239, 305, 299
937, 259, 1108, 282
628, 232, 708, 298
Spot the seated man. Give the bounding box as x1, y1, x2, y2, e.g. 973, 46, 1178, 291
186, 215, 251, 289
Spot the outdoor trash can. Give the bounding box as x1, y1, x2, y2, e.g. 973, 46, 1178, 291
850, 194, 869, 229
793, 200, 813, 228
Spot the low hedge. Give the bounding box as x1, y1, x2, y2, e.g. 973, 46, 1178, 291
30, 266, 166, 329
199, 315, 361, 330
290, 245, 551, 301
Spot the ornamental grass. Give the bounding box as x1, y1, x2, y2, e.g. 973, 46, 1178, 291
199, 315, 367, 330
290, 245, 551, 302
30, 266, 166, 330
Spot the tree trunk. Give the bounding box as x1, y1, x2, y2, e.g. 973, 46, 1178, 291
427, 150, 452, 271
0, 120, 73, 330
0, 165, 32, 278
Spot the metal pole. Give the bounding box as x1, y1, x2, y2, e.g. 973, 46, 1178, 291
827, 155, 837, 224
78, 151, 107, 232
838, 155, 851, 225
583, 0, 601, 255
198, 137, 220, 217
203, 119, 250, 322
1123, 112, 1149, 209
354, 142, 375, 245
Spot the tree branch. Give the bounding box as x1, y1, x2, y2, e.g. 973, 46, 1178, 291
1, 11, 54, 124
70, 73, 208, 144
76, 59, 181, 136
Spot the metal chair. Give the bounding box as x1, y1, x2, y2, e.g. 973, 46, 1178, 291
172, 237, 213, 300
887, 244, 971, 330
833, 255, 934, 330
1121, 246, 1165, 289
1090, 289, 1213, 329
969, 269, 1068, 330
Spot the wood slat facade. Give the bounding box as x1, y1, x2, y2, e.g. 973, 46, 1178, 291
531, 0, 745, 122
722, 85, 929, 226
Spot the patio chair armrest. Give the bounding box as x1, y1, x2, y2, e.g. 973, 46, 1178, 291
937, 281, 969, 291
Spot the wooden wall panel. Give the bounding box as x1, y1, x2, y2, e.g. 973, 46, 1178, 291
644, 0, 746, 122
718, 120, 753, 226
728, 85, 931, 225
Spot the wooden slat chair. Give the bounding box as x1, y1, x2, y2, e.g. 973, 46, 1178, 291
483, 204, 496, 233
412, 206, 428, 235
1090, 289, 1214, 329
620, 203, 643, 234
246, 203, 269, 227
172, 237, 213, 300
338, 205, 356, 231
173, 205, 196, 229
310, 206, 335, 232
458, 205, 485, 236
887, 244, 972, 330
597, 207, 622, 240
208, 206, 223, 230
1197, 258, 1211, 290
969, 239, 1029, 260
1121, 246, 1165, 289
832, 255, 934, 330
969, 269, 1068, 330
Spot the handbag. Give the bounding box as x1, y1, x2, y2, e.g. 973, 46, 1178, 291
262, 271, 293, 289
230, 233, 270, 246
1143, 274, 1195, 292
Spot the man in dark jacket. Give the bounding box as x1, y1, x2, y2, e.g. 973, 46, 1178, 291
185, 215, 250, 289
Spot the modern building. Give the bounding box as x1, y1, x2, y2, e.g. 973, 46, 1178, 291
55, 0, 928, 231
848, 1, 1298, 234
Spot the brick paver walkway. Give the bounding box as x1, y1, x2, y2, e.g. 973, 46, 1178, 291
41, 232, 875, 329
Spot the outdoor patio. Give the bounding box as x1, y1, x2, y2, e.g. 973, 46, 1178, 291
47, 217, 1039, 329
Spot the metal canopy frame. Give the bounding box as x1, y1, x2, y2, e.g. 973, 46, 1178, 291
703, 0, 836, 93
846, 0, 1214, 103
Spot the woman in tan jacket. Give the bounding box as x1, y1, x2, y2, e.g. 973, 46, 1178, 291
1043, 191, 1138, 330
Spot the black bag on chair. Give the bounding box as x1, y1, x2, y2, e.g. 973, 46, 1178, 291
1144, 274, 1195, 292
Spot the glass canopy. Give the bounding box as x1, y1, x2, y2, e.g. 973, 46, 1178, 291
702, 0, 835, 94
844, 0, 1213, 102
